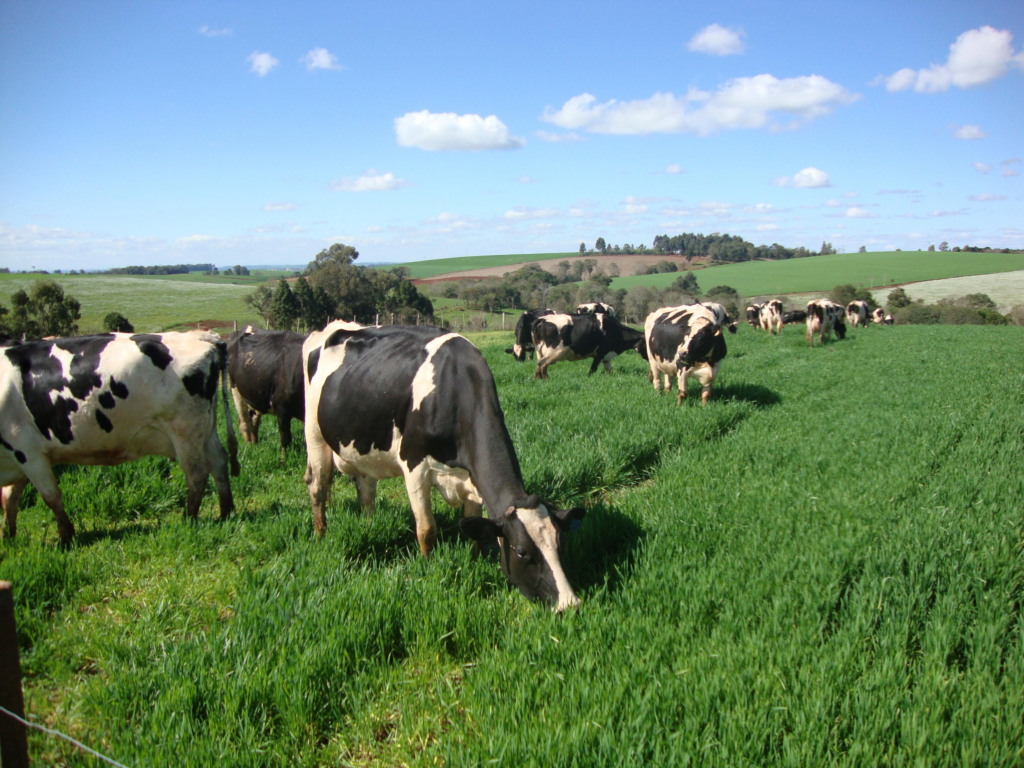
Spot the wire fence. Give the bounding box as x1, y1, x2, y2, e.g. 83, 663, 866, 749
0, 705, 131, 768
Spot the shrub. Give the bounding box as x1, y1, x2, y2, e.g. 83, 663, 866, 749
1006, 305, 1024, 326
103, 312, 135, 333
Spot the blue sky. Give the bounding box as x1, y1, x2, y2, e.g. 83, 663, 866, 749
1, 0, 1022, 271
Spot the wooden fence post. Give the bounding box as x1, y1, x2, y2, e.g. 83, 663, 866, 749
0, 581, 29, 768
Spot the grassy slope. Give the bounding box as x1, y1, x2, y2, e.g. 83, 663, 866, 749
0, 273, 264, 333
2, 324, 1022, 766
391, 252, 577, 279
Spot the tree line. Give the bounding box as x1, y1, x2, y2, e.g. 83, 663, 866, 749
106, 263, 215, 275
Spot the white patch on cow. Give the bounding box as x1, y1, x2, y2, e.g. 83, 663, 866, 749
516, 503, 579, 611
411, 333, 460, 411
512, 343, 524, 359
547, 314, 574, 330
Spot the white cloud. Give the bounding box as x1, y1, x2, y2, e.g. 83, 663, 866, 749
664, 164, 686, 174
756, 223, 779, 231
198, 24, 231, 37
824, 199, 844, 207
263, 202, 297, 212
843, 191, 860, 198
1002, 158, 1022, 177
969, 194, 1007, 201
950, 124, 986, 140
395, 111, 525, 151
774, 167, 832, 188
331, 170, 411, 192
533, 130, 585, 142
746, 203, 776, 213
503, 207, 560, 221
879, 26, 1024, 93
247, 52, 279, 77
973, 162, 993, 174
518, 175, 536, 183
542, 75, 858, 137
623, 203, 648, 214
366, 226, 383, 232
303, 48, 343, 71
845, 207, 875, 218
687, 24, 745, 56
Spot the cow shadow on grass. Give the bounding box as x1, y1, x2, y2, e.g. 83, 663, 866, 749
714, 382, 782, 408
561, 502, 645, 597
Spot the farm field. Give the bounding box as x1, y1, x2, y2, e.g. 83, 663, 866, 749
870, 269, 1024, 312
0, 273, 263, 333
2, 324, 1022, 766
391, 252, 577, 279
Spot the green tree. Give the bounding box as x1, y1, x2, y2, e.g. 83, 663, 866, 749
579, 242, 586, 254
244, 284, 275, 328
271, 280, 300, 331
704, 285, 738, 298
6, 280, 82, 338
595, 237, 606, 253
307, 243, 359, 274
939, 242, 949, 252
672, 272, 700, 294
103, 312, 134, 333
858, 245, 867, 253
886, 287, 913, 309
927, 244, 935, 252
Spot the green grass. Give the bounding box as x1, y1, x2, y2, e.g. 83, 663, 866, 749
2, 325, 1023, 766
606, 250, 1024, 296
391, 252, 577, 279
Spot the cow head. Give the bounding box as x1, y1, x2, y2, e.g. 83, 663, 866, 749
505, 344, 531, 362
460, 496, 586, 612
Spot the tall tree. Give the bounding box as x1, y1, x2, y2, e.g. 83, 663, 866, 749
244, 284, 275, 328
595, 237, 606, 253
271, 280, 300, 331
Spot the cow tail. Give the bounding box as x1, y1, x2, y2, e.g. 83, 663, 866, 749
217, 341, 241, 477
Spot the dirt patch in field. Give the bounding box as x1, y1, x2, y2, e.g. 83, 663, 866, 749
413, 254, 708, 284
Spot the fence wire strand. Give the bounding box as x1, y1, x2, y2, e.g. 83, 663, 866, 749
0, 705, 131, 768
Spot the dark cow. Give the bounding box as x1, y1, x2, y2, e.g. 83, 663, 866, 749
846, 300, 870, 328
645, 304, 733, 405
746, 304, 763, 328
531, 312, 647, 379
806, 299, 847, 347
504, 309, 555, 362
759, 300, 784, 335
575, 302, 616, 316
782, 310, 808, 325
226, 326, 307, 459
0, 331, 239, 545
303, 321, 586, 611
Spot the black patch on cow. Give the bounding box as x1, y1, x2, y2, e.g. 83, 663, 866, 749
109, 376, 129, 399
131, 334, 173, 370
96, 409, 113, 433
306, 348, 321, 382
227, 329, 306, 423
182, 369, 207, 398
98, 391, 116, 409
4, 335, 116, 444
0, 430, 27, 464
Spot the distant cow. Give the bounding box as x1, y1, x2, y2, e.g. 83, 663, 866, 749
884, 314, 894, 325
746, 304, 763, 329
759, 300, 784, 335
226, 326, 307, 459
871, 308, 893, 325
0, 331, 239, 545
303, 322, 586, 611
505, 309, 555, 362
575, 302, 616, 317
846, 300, 870, 328
806, 300, 847, 347
782, 310, 807, 325
645, 304, 733, 405
531, 312, 647, 379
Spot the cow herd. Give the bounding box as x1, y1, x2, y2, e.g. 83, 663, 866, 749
0, 293, 891, 611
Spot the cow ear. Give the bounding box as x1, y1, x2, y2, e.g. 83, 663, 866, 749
551, 506, 586, 533
459, 515, 504, 542
504, 348, 514, 354
727, 323, 738, 334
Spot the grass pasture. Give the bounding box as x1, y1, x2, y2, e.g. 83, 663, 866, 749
1, 324, 1023, 766
392, 252, 578, 279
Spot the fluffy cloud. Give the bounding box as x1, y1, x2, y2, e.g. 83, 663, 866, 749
330, 170, 411, 192
247, 52, 279, 77
542, 75, 857, 136
950, 124, 986, 140
1002, 158, 1022, 177
878, 26, 1024, 93
263, 202, 297, 212
757, 223, 779, 231
845, 207, 876, 218
395, 111, 525, 151
687, 24, 745, 56
973, 162, 993, 174
518, 175, 536, 184
503, 207, 560, 221
533, 130, 585, 142
664, 164, 686, 174
773, 167, 832, 188
198, 24, 231, 37
303, 48, 343, 71
969, 194, 1007, 201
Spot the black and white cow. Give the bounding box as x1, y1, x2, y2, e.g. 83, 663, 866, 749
759, 300, 784, 335
746, 304, 764, 329
303, 321, 586, 611
806, 299, 847, 347
0, 331, 239, 545
644, 304, 734, 405
846, 300, 870, 328
575, 302, 616, 317
782, 309, 808, 325
226, 326, 307, 459
504, 309, 555, 362
531, 312, 647, 379
871, 307, 894, 325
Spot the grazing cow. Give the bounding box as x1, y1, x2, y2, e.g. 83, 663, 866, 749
645, 304, 732, 405
303, 322, 586, 611
806, 300, 847, 347
226, 326, 307, 459
531, 312, 647, 379
746, 304, 764, 329
758, 300, 784, 335
575, 302, 616, 317
846, 300, 870, 328
872, 307, 894, 325
884, 314, 894, 325
0, 331, 239, 545
782, 309, 808, 325
504, 309, 555, 362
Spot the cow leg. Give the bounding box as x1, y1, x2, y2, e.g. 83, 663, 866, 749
601, 359, 613, 374
205, 428, 235, 520
22, 463, 74, 545
305, 440, 334, 536
676, 367, 690, 405
403, 470, 437, 558
354, 472, 377, 514
277, 413, 292, 466
1, 480, 27, 540
230, 386, 258, 444
176, 444, 211, 521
